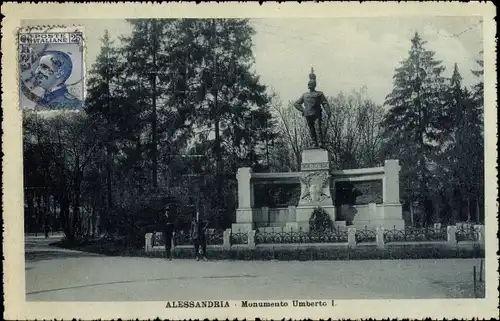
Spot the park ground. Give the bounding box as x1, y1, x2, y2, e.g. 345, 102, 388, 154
25, 235, 485, 301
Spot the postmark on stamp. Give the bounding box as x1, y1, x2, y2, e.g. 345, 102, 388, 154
18, 26, 85, 110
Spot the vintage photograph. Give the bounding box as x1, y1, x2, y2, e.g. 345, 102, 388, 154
2, 2, 497, 320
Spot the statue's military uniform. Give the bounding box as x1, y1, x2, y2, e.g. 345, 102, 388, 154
295, 90, 328, 118
35, 86, 83, 110
294, 67, 330, 148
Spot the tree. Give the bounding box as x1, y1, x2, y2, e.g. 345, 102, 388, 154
323, 88, 385, 169
119, 19, 183, 190
23, 112, 101, 240
271, 87, 385, 172
85, 29, 124, 231
381, 32, 448, 226
270, 92, 308, 171
160, 19, 274, 219
471, 50, 484, 106
470, 50, 485, 223
434, 58, 484, 225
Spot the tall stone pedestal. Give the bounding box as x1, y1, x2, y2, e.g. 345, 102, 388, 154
291, 148, 335, 232
232, 168, 255, 232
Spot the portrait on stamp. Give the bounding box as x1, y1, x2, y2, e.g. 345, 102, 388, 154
18, 27, 85, 110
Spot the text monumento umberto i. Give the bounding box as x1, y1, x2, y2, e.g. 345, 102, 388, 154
165, 300, 334, 308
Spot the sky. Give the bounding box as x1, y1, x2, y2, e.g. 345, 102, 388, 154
23, 17, 483, 106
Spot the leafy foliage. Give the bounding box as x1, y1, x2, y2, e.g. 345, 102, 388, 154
309, 207, 333, 233
23, 24, 485, 245
24, 19, 279, 242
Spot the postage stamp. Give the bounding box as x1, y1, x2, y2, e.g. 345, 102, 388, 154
18, 26, 85, 110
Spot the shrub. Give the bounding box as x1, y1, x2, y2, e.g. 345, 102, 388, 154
309, 206, 333, 232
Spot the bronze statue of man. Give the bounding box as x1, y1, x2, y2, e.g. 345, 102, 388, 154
294, 68, 329, 148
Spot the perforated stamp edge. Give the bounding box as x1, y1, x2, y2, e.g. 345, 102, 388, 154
17, 24, 87, 113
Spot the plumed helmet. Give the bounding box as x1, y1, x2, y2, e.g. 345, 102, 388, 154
308, 67, 317, 87
309, 67, 316, 82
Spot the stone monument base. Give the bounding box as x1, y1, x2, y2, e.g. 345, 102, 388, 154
300, 148, 329, 171
293, 148, 337, 232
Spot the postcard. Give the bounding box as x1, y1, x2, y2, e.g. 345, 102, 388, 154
2, 2, 497, 320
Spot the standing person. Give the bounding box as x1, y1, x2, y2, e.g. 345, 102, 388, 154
190, 213, 208, 261
162, 205, 175, 260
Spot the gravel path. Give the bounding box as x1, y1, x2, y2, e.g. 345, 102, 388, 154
25, 236, 484, 301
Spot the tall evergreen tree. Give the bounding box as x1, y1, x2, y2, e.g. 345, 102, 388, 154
163, 19, 274, 215
382, 32, 448, 225
120, 19, 180, 190
85, 29, 124, 231
471, 50, 484, 106
438, 61, 484, 223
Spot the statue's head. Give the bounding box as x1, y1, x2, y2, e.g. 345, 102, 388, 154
308, 67, 317, 91
308, 80, 316, 91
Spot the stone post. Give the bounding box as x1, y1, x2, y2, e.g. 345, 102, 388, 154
474, 225, 485, 248
347, 227, 356, 248
368, 202, 377, 216
248, 230, 256, 249
433, 223, 442, 233
232, 167, 255, 232
223, 229, 231, 250
383, 160, 400, 203
170, 233, 175, 252
376, 227, 385, 249
237, 167, 254, 208
145, 233, 152, 252
447, 226, 457, 246
288, 205, 297, 221
261, 206, 269, 225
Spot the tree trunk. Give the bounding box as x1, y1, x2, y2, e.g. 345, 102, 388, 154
476, 197, 480, 223
43, 193, 50, 223
26, 190, 34, 233
466, 197, 471, 222
212, 19, 223, 211
106, 146, 113, 216
91, 204, 97, 238
72, 168, 82, 240
60, 195, 71, 240
52, 195, 57, 231
409, 200, 414, 227
36, 194, 42, 233
151, 20, 158, 189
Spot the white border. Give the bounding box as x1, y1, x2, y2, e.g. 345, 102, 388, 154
2, 2, 497, 320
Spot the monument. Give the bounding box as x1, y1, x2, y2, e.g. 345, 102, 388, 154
290, 68, 336, 231
231, 68, 405, 234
